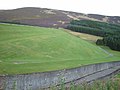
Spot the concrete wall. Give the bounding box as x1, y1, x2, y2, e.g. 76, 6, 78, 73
0, 61, 120, 90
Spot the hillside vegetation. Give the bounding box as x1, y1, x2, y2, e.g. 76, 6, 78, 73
0, 7, 120, 28
67, 20, 120, 51
0, 23, 116, 74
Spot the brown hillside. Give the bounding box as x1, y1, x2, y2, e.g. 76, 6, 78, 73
0, 7, 120, 28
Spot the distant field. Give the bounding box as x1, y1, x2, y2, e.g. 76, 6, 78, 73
0, 23, 120, 74
65, 29, 102, 42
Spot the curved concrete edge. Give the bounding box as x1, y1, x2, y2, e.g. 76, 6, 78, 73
65, 65, 120, 86
47, 67, 120, 90
0, 61, 120, 90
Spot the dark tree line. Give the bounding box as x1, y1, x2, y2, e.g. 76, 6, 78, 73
67, 24, 113, 37
96, 36, 120, 51
0, 21, 33, 26
67, 20, 120, 51
0, 21, 23, 24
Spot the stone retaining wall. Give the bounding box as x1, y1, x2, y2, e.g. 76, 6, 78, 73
0, 61, 120, 90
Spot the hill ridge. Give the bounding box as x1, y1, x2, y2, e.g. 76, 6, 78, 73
0, 7, 120, 28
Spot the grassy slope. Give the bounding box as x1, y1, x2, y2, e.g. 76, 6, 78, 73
67, 30, 120, 64
0, 24, 119, 74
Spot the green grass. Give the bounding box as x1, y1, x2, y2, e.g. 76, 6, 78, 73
0, 23, 120, 74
